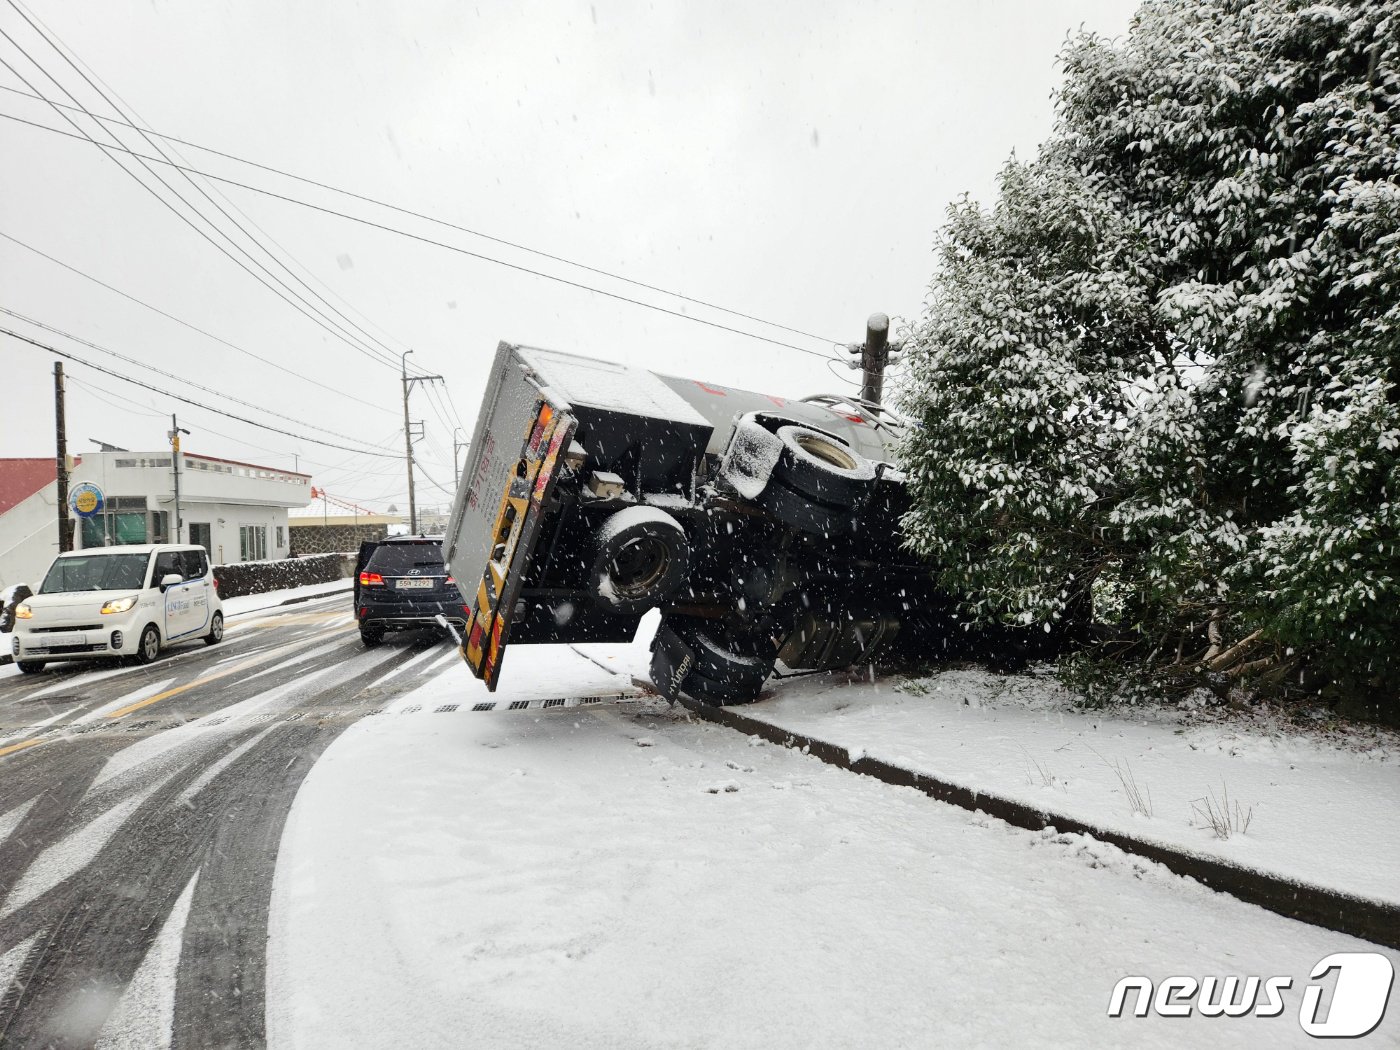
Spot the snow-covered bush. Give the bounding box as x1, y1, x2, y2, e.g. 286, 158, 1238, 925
899, 0, 1399, 710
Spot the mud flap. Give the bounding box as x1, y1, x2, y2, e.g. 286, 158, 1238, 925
648, 620, 697, 702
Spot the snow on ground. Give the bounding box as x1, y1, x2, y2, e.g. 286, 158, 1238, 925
269, 653, 1398, 1049
744, 668, 1400, 906
221, 579, 353, 618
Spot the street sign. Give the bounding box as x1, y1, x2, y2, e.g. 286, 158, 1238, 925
69, 482, 104, 519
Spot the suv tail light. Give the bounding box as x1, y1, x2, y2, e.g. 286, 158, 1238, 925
359, 571, 384, 586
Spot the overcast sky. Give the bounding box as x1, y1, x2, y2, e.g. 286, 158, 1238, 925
0, 0, 1135, 514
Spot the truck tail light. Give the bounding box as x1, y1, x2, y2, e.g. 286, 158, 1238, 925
359, 572, 384, 586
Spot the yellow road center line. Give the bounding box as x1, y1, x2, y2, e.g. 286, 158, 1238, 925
0, 738, 46, 759
0, 623, 356, 761
106, 626, 354, 719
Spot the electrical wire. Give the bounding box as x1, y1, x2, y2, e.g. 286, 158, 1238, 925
0, 108, 842, 360
0, 38, 425, 378
3, 326, 401, 458
1, 307, 382, 448
0, 79, 845, 349
0, 230, 395, 413
4, 0, 433, 378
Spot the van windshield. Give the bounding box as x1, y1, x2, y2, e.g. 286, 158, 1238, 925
40, 553, 150, 593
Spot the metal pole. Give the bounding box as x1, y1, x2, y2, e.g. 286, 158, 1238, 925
860, 313, 890, 408
54, 361, 73, 552
401, 350, 418, 534
170, 414, 182, 543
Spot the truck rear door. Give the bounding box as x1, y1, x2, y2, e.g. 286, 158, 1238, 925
444, 343, 578, 689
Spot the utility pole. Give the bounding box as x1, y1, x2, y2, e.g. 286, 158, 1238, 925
400, 350, 443, 534
169, 414, 190, 543
54, 362, 73, 552
860, 312, 890, 407
453, 427, 470, 480
844, 312, 901, 411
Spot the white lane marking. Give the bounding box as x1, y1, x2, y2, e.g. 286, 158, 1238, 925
16, 663, 138, 701
365, 643, 452, 691
87, 666, 337, 793
71, 679, 177, 727
94, 868, 200, 1050
240, 638, 349, 685
422, 650, 465, 677
1, 772, 175, 919
176, 724, 282, 806
6, 635, 243, 703
0, 797, 37, 851
0, 930, 41, 1004
215, 647, 267, 666
0, 705, 82, 748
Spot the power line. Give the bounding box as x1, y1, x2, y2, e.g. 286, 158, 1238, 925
0, 33, 426, 378
3, 326, 402, 458
1, 307, 382, 448
0, 229, 394, 414
5, 0, 432, 378
1, 2, 420, 376
0, 80, 845, 348
0, 108, 840, 360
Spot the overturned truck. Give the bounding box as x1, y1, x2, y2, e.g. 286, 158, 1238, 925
444, 342, 977, 705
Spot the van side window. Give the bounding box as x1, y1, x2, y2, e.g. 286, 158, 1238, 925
153, 551, 183, 582
180, 549, 208, 580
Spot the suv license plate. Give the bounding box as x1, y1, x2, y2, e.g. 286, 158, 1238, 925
396, 579, 433, 590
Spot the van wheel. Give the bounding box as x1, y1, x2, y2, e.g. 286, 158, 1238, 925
360, 626, 383, 648
16, 660, 45, 674
204, 612, 224, 646
135, 624, 162, 665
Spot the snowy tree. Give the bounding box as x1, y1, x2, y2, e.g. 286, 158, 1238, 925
899, 0, 1399, 707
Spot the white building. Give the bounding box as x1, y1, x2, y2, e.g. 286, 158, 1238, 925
0, 450, 311, 590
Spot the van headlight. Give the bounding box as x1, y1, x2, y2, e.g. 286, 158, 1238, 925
15, 602, 32, 619
100, 596, 138, 615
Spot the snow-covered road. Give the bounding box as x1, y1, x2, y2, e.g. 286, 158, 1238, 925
269, 665, 1400, 1049
1, 588, 1396, 1047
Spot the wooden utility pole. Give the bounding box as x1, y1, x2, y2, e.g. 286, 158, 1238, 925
843, 313, 900, 411
400, 351, 442, 534
169, 415, 190, 543
54, 361, 73, 552
860, 313, 890, 408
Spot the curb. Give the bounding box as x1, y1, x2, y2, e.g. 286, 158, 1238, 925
225, 582, 354, 620
679, 698, 1400, 951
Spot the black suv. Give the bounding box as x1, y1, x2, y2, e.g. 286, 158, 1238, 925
354, 536, 468, 646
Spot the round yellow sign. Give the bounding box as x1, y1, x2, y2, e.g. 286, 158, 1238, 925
74, 489, 99, 514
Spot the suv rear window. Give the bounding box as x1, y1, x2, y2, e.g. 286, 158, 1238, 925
365, 543, 446, 575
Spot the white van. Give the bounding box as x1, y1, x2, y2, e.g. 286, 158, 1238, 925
10, 544, 224, 673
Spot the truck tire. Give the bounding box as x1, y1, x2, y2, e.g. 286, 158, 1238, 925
591, 507, 689, 613
757, 479, 856, 538
650, 615, 775, 706
769, 425, 875, 505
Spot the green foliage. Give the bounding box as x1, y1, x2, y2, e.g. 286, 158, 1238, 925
898, 0, 1400, 706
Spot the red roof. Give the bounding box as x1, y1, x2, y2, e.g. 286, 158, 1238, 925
0, 458, 57, 515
